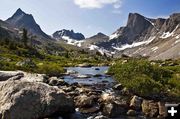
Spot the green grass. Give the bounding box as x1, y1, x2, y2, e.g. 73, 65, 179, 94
108, 59, 180, 101
0, 37, 111, 76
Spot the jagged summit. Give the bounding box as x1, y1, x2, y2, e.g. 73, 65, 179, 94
52, 29, 85, 40
6, 8, 51, 39
14, 8, 25, 16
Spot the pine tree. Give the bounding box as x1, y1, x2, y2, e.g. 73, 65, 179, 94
22, 28, 28, 47
4, 38, 10, 45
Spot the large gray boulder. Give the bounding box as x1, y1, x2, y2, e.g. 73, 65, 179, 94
0, 80, 75, 119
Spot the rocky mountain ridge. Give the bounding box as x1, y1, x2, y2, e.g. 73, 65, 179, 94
53, 29, 85, 40
95, 13, 180, 60
0, 8, 179, 60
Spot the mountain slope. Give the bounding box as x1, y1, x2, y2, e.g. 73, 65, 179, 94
96, 13, 180, 60
6, 8, 51, 40
84, 32, 109, 44
0, 19, 20, 39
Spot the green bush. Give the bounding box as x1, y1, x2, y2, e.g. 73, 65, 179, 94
125, 75, 163, 96
108, 59, 179, 98
37, 63, 65, 76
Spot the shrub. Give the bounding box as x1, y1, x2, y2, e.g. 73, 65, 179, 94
108, 59, 178, 98
37, 63, 65, 76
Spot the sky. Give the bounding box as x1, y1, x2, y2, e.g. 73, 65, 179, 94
0, 0, 180, 37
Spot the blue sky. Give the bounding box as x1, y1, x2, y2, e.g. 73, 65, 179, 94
0, 0, 180, 37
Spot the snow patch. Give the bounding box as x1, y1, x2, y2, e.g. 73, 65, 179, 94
176, 35, 180, 39
160, 25, 179, 39
89, 45, 99, 50
143, 54, 147, 57
109, 32, 119, 40
112, 36, 156, 51
62, 36, 112, 56
89, 45, 112, 56
144, 17, 155, 26
62, 36, 84, 47
151, 46, 159, 52
160, 32, 174, 39
175, 39, 180, 44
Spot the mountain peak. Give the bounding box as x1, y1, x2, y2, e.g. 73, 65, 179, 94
53, 29, 85, 40
6, 8, 51, 39
88, 32, 108, 40
97, 32, 106, 36
127, 13, 146, 26
13, 8, 26, 17
125, 12, 153, 35
128, 13, 143, 17
16, 8, 23, 13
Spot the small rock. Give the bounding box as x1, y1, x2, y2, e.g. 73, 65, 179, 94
99, 93, 115, 103
75, 95, 95, 108
74, 74, 91, 79
142, 100, 159, 117
79, 105, 100, 113
158, 102, 166, 117
95, 68, 100, 70
102, 80, 109, 83
102, 102, 128, 117
130, 95, 142, 110
94, 74, 103, 77
49, 77, 68, 86
62, 86, 74, 92
127, 109, 137, 116
70, 82, 80, 86
66, 70, 78, 74
76, 87, 92, 94
121, 87, 131, 95
113, 84, 123, 90
94, 115, 109, 119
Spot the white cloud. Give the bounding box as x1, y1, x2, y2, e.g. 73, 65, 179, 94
74, 0, 122, 9
113, 0, 122, 9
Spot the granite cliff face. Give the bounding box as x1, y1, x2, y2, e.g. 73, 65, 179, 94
93, 13, 180, 60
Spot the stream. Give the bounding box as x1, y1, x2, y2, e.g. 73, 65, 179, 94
64, 66, 115, 85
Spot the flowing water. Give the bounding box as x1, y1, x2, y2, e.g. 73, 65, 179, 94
61, 67, 144, 119
64, 66, 115, 85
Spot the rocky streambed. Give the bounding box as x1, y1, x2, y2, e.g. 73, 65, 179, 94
0, 67, 176, 119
